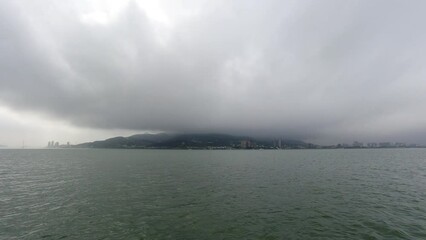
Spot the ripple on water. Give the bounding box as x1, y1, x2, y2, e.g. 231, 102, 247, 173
0, 149, 426, 239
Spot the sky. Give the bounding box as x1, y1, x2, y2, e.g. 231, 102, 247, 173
1, 0, 426, 147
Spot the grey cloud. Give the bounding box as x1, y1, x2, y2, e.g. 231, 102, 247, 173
1, 0, 426, 143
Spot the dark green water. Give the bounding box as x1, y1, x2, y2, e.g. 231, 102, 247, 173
1, 149, 425, 239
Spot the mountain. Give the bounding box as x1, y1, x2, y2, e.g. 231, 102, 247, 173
76, 133, 174, 148
150, 133, 245, 148
74, 133, 315, 149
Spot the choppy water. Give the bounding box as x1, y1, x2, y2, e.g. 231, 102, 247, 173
1, 149, 426, 239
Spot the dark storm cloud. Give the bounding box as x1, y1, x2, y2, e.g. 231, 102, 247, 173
1, 0, 426, 143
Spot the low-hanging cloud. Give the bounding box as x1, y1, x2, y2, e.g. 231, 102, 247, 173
1, 0, 426, 144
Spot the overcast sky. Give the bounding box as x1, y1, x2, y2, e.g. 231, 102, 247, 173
1, 0, 426, 147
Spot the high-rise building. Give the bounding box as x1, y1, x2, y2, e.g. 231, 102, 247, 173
240, 140, 255, 149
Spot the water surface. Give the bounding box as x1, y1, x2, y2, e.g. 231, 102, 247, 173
1, 149, 425, 239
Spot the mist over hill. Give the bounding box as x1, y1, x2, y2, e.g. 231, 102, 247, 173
75, 133, 312, 149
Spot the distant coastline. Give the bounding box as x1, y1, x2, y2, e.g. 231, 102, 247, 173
45, 133, 426, 150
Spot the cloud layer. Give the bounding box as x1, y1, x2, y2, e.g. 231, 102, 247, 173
1, 0, 426, 144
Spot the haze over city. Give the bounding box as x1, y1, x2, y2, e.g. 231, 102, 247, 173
1, 0, 426, 148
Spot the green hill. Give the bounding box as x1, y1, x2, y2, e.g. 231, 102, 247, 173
75, 133, 314, 149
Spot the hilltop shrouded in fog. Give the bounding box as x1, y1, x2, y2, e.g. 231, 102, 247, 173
1, 0, 426, 147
